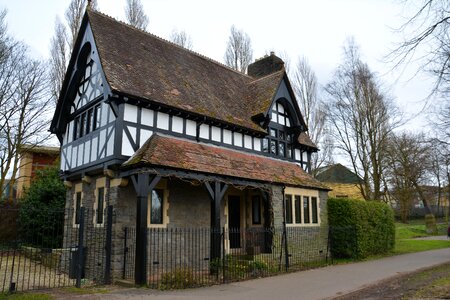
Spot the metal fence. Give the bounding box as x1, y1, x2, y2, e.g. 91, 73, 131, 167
122, 226, 335, 288
0, 206, 112, 293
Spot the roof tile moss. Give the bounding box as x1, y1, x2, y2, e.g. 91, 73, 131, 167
123, 134, 329, 190
86, 10, 283, 134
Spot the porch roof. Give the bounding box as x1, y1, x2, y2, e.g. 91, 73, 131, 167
122, 134, 329, 190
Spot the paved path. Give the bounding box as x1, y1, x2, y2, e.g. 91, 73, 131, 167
60, 248, 450, 300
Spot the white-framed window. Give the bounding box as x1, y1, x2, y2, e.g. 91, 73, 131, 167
284, 187, 320, 226
147, 181, 169, 228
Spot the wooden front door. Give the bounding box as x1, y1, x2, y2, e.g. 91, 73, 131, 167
228, 196, 241, 248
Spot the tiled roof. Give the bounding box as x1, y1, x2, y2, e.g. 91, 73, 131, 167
315, 163, 363, 184
87, 10, 283, 134
298, 132, 318, 150
19, 144, 60, 155
123, 134, 329, 190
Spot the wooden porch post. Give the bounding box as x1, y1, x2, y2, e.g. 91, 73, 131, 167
131, 173, 161, 285
204, 181, 228, 261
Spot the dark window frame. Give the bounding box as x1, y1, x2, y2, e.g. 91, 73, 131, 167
96, 187, 105, 224
252, 196, 262, 225
285, 194, 293, 224
263, 101, 293, 159
75, 192, 82, 225
311, 197, 318, 224
303, 196, 310, 224
294, 195, 302, 224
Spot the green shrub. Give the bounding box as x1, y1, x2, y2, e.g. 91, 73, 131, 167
19, 166, 65, 248
159, 268, 197, 289
328, 198, 395, 258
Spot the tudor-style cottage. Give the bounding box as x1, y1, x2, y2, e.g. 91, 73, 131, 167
51, 9, 329, 284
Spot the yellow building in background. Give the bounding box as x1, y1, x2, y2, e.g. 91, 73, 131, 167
315, 164, 364, 200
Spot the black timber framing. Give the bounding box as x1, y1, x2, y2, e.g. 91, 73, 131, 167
204, 181, 228, 261
120, 167, 273, 191
131, 173, 161, 285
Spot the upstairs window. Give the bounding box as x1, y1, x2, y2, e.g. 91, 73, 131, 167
73, 103, 101, 141
262, 101, 293, 159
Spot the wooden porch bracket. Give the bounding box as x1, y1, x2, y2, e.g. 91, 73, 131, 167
204, 181, 228, 261
131, 173, 161, 285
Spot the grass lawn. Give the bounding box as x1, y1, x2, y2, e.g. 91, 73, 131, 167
395, 222, 448, 239
394, 239, 450, 254
394, 220, 450, 254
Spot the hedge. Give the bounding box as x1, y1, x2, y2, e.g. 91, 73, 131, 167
328, 198, 395, 258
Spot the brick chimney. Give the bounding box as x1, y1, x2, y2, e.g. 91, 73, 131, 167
247, 51, 284, 78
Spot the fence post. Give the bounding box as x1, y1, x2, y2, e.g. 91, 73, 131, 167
8, 240, 18, 292
123, 227, 128, 279
104, 205, 113, 284
76, 207, 85, 288
222, 227, 225, 283
326, 226, 332, 264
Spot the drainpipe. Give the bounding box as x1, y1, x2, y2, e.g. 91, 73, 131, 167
281, 185, 289, 271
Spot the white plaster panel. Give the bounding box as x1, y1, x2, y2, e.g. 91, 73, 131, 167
186, 120, 196, 136
99, 129, 106, 158
66, 145, 72, 169
124, 103, 137, 123
157, 112, 169, 130
223, 129, 232, 144
71, 146, 77, 168
140, 130, 153, 146
141, 108, 154, 126
172, 116, 183, 133
212, 126, 221, 142
100, 102, 108, 126
244, 135, 252, 149
84, 140, 90, 164
60, 149, 66, 171
78, 143, 84, 167
107, 128, 114, 156
199, 124, 209, 139
302, 152, 308, 162
295, 149, 301, 161
254, 138, 261, 151
125, 125, 136, 146
91, 137, 98, 162
122, 129, 135, 156
233, 132, 243, 147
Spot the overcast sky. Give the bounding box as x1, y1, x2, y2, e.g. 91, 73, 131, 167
0, 0, 435, 131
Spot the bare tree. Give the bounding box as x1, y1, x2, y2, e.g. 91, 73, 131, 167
125, 0, 149, 30
49, 18, 68, 103
390, 1, 450, 97
0, 11, 51, 203
385, 132, 434, 219
49, 0, 97, 103
170, 29, 193, 50
291, 57, 332, 174
65, 0, 97, 50
325, 39, 401, 201
224, 25, 253, 73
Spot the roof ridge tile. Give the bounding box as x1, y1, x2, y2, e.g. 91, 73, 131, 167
88, 9, 252, 79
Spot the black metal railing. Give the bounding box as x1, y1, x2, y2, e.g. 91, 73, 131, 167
0, 206, 113, 293
122, 226, 339, 289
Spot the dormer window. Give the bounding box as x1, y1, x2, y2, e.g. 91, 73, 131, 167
262, 101, 294, 159
271, 102, 291, 127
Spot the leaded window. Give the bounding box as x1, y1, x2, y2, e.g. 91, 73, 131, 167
262, 101, 294, 159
